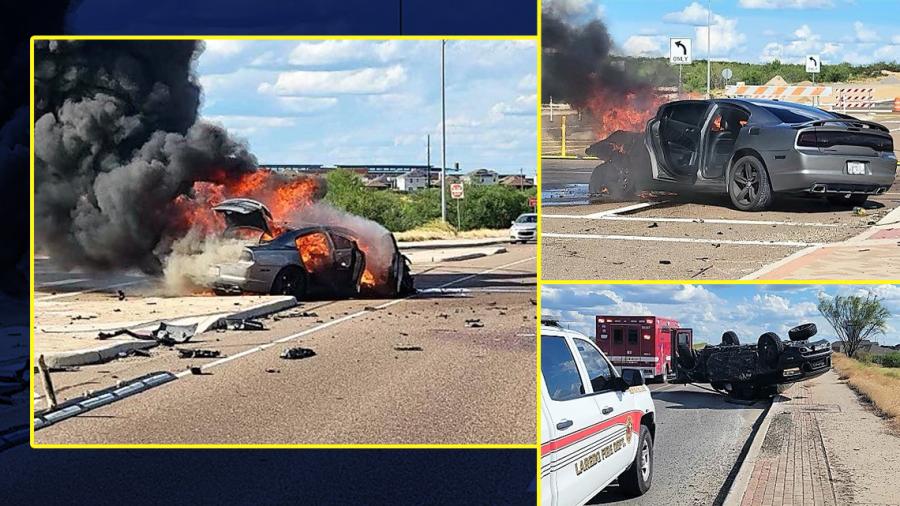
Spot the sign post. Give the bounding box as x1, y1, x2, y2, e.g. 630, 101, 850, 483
669, 38, 692, 96
805, 54, 821, 103
450, 183, 464, 230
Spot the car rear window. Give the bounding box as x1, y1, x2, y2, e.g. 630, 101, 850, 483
574, 339, 615, 393
762, 105, 828, 124
542, 336, 585, 401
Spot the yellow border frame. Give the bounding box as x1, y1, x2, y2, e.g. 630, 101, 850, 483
29, 34, 542, 458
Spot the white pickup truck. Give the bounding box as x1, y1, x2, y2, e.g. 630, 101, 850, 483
541, 324, 657, 506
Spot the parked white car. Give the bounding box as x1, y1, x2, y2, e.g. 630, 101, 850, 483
509, 212, 537, 243
541, 324, 656, 506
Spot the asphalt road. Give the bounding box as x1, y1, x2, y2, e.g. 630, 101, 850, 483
590, 382, 768, 506
33, 244, 537, 445
541, 157, 900, 280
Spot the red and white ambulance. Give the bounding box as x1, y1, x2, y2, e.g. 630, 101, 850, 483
595, 315, 693, 382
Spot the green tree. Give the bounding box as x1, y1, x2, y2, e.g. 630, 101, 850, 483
817, 293, 891, 359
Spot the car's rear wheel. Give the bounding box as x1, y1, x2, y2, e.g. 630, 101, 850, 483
728, 155, 773, 211
757, 332, 784, 369
270, 266, 307, 299
827, 194, 868, 207
618, 424, 653, 496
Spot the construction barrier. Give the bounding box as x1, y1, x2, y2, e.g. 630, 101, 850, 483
894, 97, 900, 113
725, 85, 832, 102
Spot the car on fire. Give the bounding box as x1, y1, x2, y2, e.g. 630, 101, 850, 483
208, 198, 414, 299
670, 322, 832, 399
542, 323, 656, 505
509, 212, 537, 243
590, 99, 896, 211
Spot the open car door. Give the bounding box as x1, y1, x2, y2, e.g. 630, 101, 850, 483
670, 327, 694, 383
328, 232, 365, 294
646, 101, 711, 183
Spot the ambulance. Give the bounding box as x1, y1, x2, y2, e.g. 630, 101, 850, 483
595, 315, 692, 382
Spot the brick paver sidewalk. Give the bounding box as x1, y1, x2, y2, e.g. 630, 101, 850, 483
740, 382, 839, 506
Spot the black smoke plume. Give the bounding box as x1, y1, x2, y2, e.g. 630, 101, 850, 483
34, 40, 258, 274
542, 10, 646, 107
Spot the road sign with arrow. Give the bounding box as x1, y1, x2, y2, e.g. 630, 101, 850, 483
670, 38, 692, 65
806, 54, 821, 73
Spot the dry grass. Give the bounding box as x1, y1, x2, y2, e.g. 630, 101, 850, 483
394, 219, 508, 242
833, 353, 900, 427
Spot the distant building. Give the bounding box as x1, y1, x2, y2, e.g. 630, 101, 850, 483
464, 169, 500, 185
498, 174, 534, 189
395, 169, 430, 192
363, 176, 391, 190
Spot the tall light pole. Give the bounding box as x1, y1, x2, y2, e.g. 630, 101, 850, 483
706, 0, 712, 99
440, 40, 447, 223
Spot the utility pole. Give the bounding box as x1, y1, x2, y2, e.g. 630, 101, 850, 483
440, 40, 447, 222
706, 0, 712, 99
426, 134, 431, 186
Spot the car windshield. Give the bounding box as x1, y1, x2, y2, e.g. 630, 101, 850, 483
515, 214, 536, 224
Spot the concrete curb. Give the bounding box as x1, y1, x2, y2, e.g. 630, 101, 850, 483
723, 395, 783, 506
41, 296, 297, 368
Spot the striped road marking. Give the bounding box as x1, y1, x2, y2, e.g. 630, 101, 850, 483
542, 214, 841, 228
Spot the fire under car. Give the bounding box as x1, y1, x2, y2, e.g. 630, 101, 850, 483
670, 322, 832, 399
589, 98, 896, 211
208, 198, 414, 299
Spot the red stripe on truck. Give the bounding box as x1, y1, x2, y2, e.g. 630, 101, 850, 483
541, 410, 643, 456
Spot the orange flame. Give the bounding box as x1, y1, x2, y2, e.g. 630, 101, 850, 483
295, 232, 332, 272
583, 87, 665, 140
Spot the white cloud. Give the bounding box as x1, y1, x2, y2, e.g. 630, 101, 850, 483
285, 40, 411, 67
258, 65, 407, 96
622, 35, 666, 57
518, 73, 536, 91
595, 3, 606, 17
663, 2, 711, 25
696, 16, 747, 56
853, 21, 880, 43
202, 40, 246, 58
739, 0, 834, 8
490, 94, 537, 119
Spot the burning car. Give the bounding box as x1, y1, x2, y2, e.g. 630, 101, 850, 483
589, 99, 896, 211
670, 322, 832, 399
208, 199, 414, 299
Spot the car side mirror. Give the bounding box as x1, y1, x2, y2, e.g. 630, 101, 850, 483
511, 221, 516, 225
620, 368, 645, 390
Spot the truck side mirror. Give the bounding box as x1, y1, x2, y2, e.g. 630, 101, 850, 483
621, 368, 645, 389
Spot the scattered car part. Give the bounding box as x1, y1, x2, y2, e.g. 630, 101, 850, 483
393, 345, 423, 351
225, 318, 264, 331
177, 349, 221, 359
465, 319, 484, 328
280, 347, 316, 360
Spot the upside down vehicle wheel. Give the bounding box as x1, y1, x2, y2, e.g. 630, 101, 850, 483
728, 155, 773, 211
757, 332, 784, 369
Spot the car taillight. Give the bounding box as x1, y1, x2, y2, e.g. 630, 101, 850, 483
240, 249, 253, 262
797, 131, 817, 147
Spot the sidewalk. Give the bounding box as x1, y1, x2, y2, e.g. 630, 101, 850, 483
746, 206, 900, 279
730, 371, 900, 505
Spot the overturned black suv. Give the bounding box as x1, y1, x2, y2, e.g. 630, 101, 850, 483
671, 322, 832, 399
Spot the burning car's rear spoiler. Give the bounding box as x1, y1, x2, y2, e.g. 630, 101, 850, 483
796, 118, 890, 133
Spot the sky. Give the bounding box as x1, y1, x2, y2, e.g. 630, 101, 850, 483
195, 40, 537, 174
542, 284, 900, 346
545, 0, 900, 64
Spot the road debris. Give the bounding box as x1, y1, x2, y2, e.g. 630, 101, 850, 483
692, 265, 714, 278
224, 318, 264, 331
97, 321, 197, 346
280, 347, 316, 360
177, 348, 221, 359
265, 368, 280, 373
393, 345, 423, 351
853, 207, 868, 216
648, 222, 659, 228
466, 319, 484, 328
659, 260, 672, 265
189, 366, 203, 375
272, 310, 318, 321
117, 290, 126, 301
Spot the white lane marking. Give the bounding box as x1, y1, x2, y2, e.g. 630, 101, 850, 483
543, 232, 821, 248
175, 256, 537, 378
543, 213, 840, 228
583, 201, 662, 219
35, 280, 143, 302
37, 278, 88, 288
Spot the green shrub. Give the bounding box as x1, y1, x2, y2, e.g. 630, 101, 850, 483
875, 352, 900, 368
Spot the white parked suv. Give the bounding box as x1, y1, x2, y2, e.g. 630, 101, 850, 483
541, 324, 656, 506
